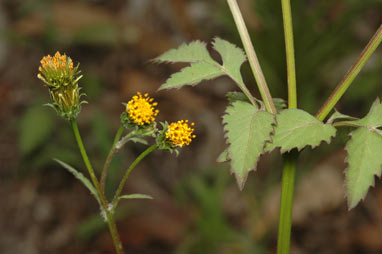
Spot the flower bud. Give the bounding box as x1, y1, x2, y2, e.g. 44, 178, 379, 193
37, 52, 85, 120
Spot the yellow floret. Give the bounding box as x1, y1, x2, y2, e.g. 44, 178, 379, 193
39, 51, 73, 72
166, 120, 196, 147
126, 92, 159, 125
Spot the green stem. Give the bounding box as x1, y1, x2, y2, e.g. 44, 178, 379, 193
281, 0, 297, 108
277, 151, 298, 254
112, 144, 158, 211
316, 25, 382, 121
100, 125, 125, 192
71, 120, 124, 254
226, 0, 276, 114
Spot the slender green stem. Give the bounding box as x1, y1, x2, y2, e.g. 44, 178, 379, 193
226, 0, 276, 114
71, 120, 124, 254
316, 25, 382, 121
277, 151, 298, 254
100, 125, 125, 192
332, 121, 362, 128
281, 0, 297, 108
112, 144, 158, 211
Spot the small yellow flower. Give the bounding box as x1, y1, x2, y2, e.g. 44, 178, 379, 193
126, 92, 159, 126
166, 120, 196, 147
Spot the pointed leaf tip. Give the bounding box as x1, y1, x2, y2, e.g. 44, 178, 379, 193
223, 101, 274, 189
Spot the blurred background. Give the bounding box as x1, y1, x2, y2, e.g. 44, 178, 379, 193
0, 0, 381, 253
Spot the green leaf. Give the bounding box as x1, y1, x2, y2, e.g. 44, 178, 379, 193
265, 109, 336, 153
53, 159, 101, 204
216, 149, 229, 163
345, 128, 382, 209
354, 98, 382, 127
119, 194, 153, 200
223, 101, 274, 190
155, 40, 213, 63
345, 98, 382, 209
156, 38, 250, 93
159, 62, 223, 90
327, 109, 359, 124
226, 91, 250, 103
212, 37, 246, 85
19, 106, 54, 155
129, 137, 148, 145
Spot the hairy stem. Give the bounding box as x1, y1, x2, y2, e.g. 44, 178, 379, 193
226, 0, 276, 114
277, 151, 298, 254
100, 125, 125, 192
316, 25, 382, 121
71, 120, 124, 254
112, 144, 158, 211
281, 0, 297, 108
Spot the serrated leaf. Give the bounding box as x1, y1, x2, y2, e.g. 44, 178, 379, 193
345, 128, 382, 209
345, 98, 382, 209
119, 194, 153, 200
19, 106, 54, 155
223, 101, 274, 190
217, 149, 229, 163
155, 40, 213, 63
265, 109, 336, 153
212, 38, 246, 85
159, 61, 223, 90
354, 98, 382, 127
54, 159, 101, 204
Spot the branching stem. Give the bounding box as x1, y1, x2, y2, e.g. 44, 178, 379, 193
112, 144, 158, 211
71, 120, 124, 254
100, 125, 124, 192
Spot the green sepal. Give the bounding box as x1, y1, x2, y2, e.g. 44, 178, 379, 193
156, 122, 180, 155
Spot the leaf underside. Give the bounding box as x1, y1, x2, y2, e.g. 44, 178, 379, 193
223, 101, 274, 190
265, 109, 336, 153
345, 98, 382, 209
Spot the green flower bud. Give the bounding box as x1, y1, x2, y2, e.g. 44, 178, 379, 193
37, 52, 86, 120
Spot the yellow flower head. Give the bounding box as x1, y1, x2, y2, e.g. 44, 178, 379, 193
166, 120, 196, 147
126, 92, 159, 126
37, 51, 81, 90
39, 52, 73, 73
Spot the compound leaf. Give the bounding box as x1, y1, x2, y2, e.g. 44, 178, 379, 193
265, 109, 336, 153
213, 38, 246, 85
223, 101, 274, 190
159, 62, 223, 90
155, 40, 213, 63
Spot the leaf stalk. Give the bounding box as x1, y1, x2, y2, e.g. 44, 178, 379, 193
226, 0, 276, 114
316, 25, 382, 121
